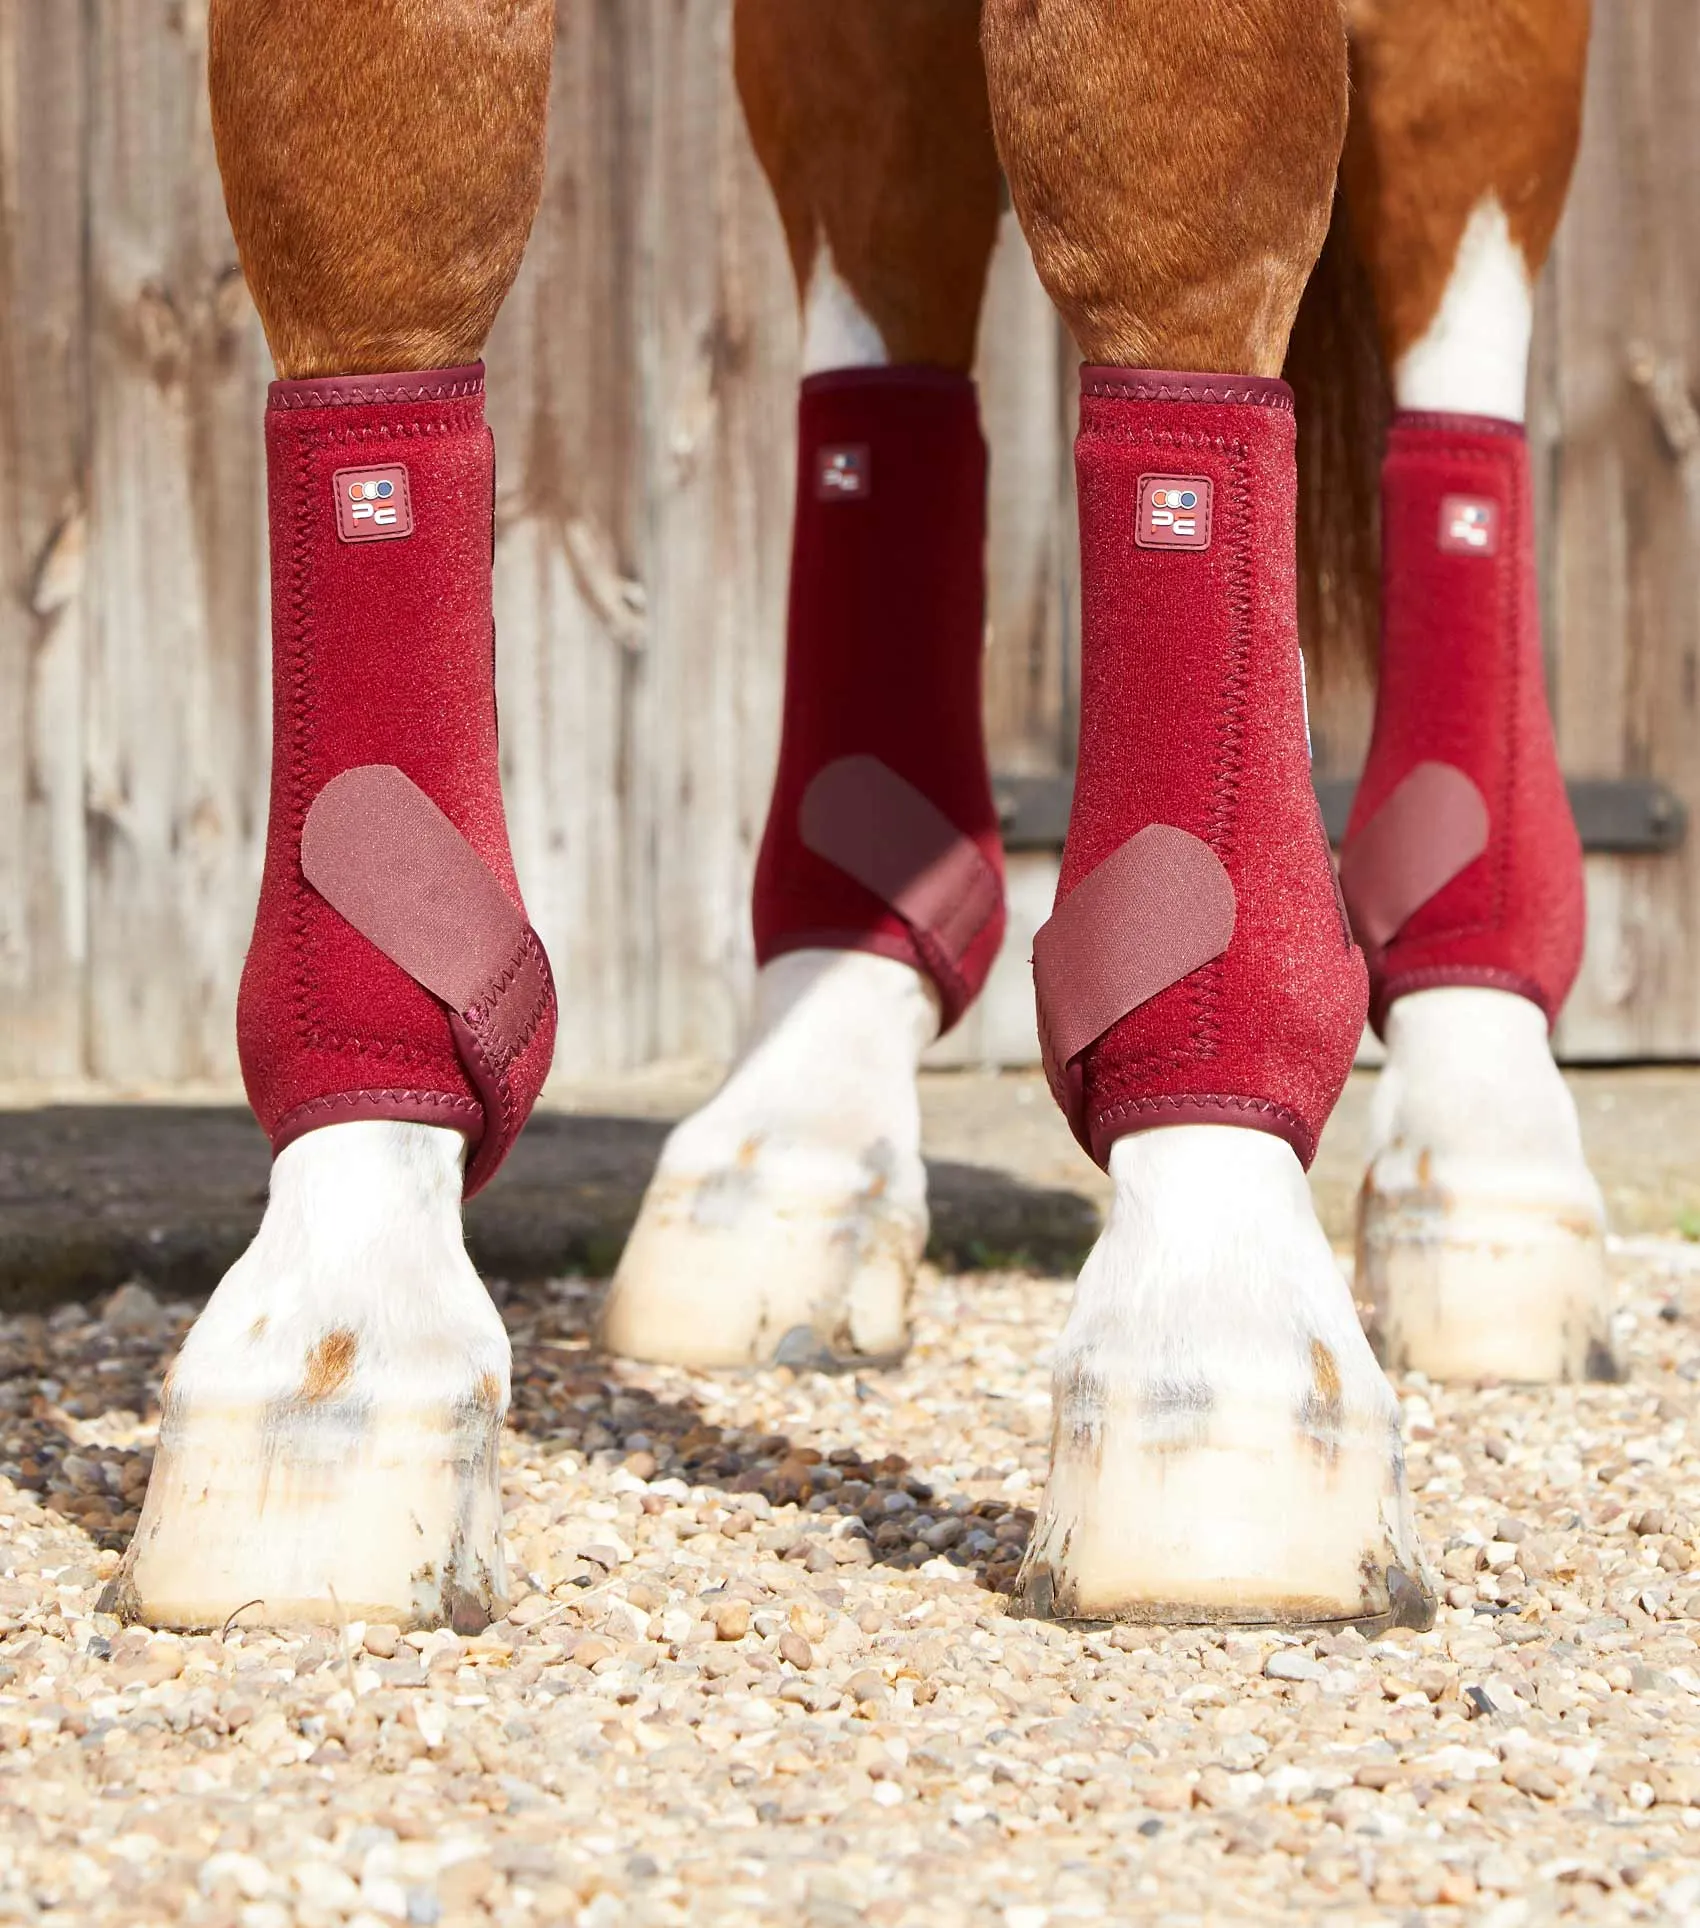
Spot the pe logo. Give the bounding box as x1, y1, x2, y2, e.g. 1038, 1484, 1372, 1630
815, 444, 870, 501
333, 464, 414, 544
1438, 495, 1499, 556
1136, 475, 1213, 551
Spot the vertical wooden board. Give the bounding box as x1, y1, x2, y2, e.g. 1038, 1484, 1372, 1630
932, 224, 1074, 1070
1548, 0, 1700, 1060
489, 0, 657, 1080
642, 0, 798, 1064
0, 4, 88, 1080
83, 2, 271, 1083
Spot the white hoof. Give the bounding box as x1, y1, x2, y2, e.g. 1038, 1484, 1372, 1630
1016, 1127, 1432, 1630
600, 951, 936, 1369
1358, 987, 1613, 1384
107, 1123, 509, 1632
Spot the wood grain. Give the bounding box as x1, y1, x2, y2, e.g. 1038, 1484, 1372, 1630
0, 4, 89, 1079
83, 0, 270, 1084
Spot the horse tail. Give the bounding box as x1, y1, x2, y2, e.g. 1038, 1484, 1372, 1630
1284, 177, 1390, 686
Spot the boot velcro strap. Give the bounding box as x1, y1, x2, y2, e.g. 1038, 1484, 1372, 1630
1033, 825, 1235, 1158
300, 763, 555, 1195
1338, 761, 1489, 950
798, 755, 1002, 995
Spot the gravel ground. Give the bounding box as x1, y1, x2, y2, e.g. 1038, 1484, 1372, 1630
3, 1238, 1700, 1925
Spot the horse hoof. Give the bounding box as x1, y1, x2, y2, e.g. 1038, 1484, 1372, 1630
600, 950, 934, 1369
107, 1123, 510, 1632
1359, 1184, 1611, 1384
1359, 988, 1614, 1385
1014, 1126, 1434, 1630
108, 1388, 507, 1634
600, 1137, 924, 1369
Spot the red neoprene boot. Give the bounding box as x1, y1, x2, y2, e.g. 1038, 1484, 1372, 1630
1033, 368, 1366, 1170
752, 367, 1005, 1030
238, 364, 556, 1197
1339, 412, 1583, 1035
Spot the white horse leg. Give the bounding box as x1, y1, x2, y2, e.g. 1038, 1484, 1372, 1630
109, 1122, 508, 1631
1017, 1128, 1427, 1628
1358, 195, 1610, 1383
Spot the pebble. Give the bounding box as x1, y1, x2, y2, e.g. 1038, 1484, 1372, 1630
100, 1280, 169, 1337
777, 1630, 815, 1670
0, 1249, 1698, 1924
712, 1599, 751, 1641
1264, 1649, 1325, 1682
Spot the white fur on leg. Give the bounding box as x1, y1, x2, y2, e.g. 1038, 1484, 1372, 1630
1359, 988, 1612, 1383
601, 951, 938, 1369
1393, 195, 1532, 422
110, 1122, 510, 1632
1017, 1127, 1431, 1630
801, 236, 889, 373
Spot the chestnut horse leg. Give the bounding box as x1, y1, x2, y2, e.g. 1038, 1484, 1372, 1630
981, 0, 1429, 1626
109, 0, 555, 1631
602, 1, 1004, 1369
1340, 1, 1610, 1383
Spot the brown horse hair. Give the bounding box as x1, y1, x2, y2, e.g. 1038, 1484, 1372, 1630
1285, 183, 1393, 688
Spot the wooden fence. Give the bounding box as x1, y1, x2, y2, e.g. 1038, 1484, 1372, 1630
0, 1, 1695, 1090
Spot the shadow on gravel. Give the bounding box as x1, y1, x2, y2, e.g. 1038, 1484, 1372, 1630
0, 1104, 1100, 1310
500, 1276, 1034, 1599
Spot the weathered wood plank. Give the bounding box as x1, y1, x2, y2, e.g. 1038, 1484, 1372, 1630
1549, 0, 1700, 1060
641, 0, 798, 1064
488, 1, 660, 1080
0, 4, 89, 1080
82, 0, 271, 1083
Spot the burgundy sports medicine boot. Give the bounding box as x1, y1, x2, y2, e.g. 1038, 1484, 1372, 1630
1344, 413, 1609, 1384
1017, 369, 1428, 1631
602, 366, 1006, 1371
240, 364, 556, 1192
753, 366, 1006, 1022
1033, 369, 1363, 1170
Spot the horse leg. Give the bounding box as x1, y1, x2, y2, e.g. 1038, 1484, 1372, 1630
108, 0, 556, 1631
981, 0, 1430, 1626
600, 1, 1003, 1369
1338, 1, 1610, 1383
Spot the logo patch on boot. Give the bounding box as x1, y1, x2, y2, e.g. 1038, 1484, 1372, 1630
1136, 476, 1212, 550
334, 465, 414, 543
1438, 495, 1499, 556
815, 445, 870, 501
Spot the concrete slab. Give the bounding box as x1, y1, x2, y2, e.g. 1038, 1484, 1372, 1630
0, 1066, 1695, 1306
